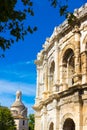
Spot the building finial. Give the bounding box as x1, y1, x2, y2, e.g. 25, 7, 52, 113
16, 90, 22, 101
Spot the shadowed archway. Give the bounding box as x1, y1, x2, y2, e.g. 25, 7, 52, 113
49, 122, 54, 130
62, 48, 74, 87
63, 118, 75, 130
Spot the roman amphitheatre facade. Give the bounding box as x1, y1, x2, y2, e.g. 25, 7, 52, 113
33, 3, 87, 130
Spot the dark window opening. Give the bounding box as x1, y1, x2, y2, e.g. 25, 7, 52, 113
23, 120, 25, 126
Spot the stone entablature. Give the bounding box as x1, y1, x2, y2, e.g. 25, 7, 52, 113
34, 3, 87, 130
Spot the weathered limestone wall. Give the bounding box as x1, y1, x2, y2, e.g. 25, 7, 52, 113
33, 3, 87, 130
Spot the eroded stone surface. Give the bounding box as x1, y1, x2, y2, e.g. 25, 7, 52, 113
34, 3, 87, 130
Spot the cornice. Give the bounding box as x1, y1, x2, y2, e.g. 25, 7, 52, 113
33, 83, 86, 111
41, 3, 87, 53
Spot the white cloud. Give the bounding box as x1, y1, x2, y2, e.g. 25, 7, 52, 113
0, 80, 36, 96
0, 95, 14, 108
0, 60, 36, 114
8, 60, 34, 67
0, 80, 36, 114
25, 60, 34, 65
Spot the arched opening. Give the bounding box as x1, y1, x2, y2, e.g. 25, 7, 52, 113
50, 61, 55, 91
23, 120, 25, 126
49, 122, 54, 130
63, 48, 74, 87
83, 35, 87, 51
63, 118, 75, 130
81, 35, 87, 84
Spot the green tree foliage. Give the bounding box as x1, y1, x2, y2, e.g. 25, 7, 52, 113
49, 0, 78, 25
0, 0, 78, 57
28, 114, 35, 130
0, 0, 37, 57
0, 106, 16, 130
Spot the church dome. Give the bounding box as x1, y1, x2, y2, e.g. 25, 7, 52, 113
11, 100, 24, 107
11, 90, 24, 107
10, 90, 27, 117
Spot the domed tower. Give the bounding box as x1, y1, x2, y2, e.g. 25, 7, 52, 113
10, 91, 28, 130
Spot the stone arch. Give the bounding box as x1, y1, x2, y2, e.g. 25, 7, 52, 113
59, 45, 75, 88
81, 34, 87, 84
63, 48, 74, 86
43, 61, 47, 80
82, 34, 87, 51
49, 122, 54, 130
47, 57, 55, 93
61, 113, 75, 130
47, 117, 54, 130
48, 56, 54, 68
63, 118, 75, 130
59, 44, 75, 64
50, 61, 55, 75
83, 34, 87, 44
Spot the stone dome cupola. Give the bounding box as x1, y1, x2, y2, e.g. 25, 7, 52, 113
10, 90, 28, 130
11, 90, 24, 108
11, 90, 27, 117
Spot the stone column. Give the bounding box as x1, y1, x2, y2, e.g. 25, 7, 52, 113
48, 69, 51, 95
43, 56, 48, 98
45, 62, 48, 92
53, 99, 59, 130
35, 112, 41, 130
59, 63, 64, 92
35, 67, 40, 103
53, 41, 59, 92
82, 90, 87, 130
67, 56, 74, 87
54, 41, 59, 84
42, 106, 47, 130
74, 92, 83, 130
73, 25, 81, 84
67, 60, 69, 85
81, 51, 87, 84
59, 62, 68, 91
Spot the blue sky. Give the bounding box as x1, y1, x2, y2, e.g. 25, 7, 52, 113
0, 0, 86, 114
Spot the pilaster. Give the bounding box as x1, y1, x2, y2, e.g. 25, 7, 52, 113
48, 71, 51, 95
82, 90, 87, 130
53, 41, 60, 92
81, 51, 87, 84
59, 63, 68, 91
73, 25, 81, 84
42, 105, 47, 130
43, 55, 48, 99
54, 41, 59, 84
53, 99, 59, 130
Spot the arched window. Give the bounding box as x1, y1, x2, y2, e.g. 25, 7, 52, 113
49, 122, 54, 130
82, 35, 87, 52
50, 61, 55, 91
23, 120, 25, 126
63, 118, 75, 130
83, 35, 87, 47
63, 49, 74, 87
